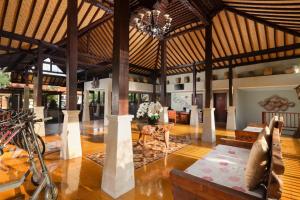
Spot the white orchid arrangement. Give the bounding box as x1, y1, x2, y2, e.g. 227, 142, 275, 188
136, 101, 163, 120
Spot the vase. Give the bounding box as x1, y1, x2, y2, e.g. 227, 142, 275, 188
148, 118, 159, 125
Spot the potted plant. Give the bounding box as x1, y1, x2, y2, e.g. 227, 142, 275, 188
136, 101, 163, 125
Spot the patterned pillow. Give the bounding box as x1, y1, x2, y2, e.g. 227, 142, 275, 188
244, 133, 269, 190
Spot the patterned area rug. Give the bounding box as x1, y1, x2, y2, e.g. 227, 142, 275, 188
86, 135, 191, 169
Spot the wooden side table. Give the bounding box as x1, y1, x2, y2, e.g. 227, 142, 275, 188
137, 122, 174, 148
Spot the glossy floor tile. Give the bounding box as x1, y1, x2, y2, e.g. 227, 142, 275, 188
0, 121, 299, 200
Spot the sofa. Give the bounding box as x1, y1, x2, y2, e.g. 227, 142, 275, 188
170, 119, 284, 200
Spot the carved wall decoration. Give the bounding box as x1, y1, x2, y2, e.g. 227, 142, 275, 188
258, 95, 295, 112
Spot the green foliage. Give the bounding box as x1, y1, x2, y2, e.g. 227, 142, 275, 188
0, 70, 10, 88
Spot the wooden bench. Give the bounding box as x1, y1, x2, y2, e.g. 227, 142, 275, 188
170, 121, 284, 200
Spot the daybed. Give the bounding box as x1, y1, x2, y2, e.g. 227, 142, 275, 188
170, 119, 284, 200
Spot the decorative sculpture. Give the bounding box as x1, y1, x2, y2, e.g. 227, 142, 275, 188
258, 95, 295, 111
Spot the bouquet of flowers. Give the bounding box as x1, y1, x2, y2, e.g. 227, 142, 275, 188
136, 102, 163, 124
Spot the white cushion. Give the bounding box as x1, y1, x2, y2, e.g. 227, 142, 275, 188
185, 145, 264, 198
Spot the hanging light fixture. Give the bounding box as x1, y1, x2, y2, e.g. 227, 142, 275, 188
133, 9, 172, 38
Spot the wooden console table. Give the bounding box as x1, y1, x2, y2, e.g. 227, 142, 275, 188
176, 112, 190, 124
136, 122, 174, 148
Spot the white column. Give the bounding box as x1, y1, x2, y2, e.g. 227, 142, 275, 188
202, 108, 216, 143
159, 107, 169, 123
190, 105, 199, 126
33, 106, 45, 137
95, 103, 100, 117
23, 86, 30, 110
82, 90, 90, 122
104, 89, 111, 126
62, 158, 82, 195
101, 115, 135, 199
60, 110, 82, 160
226, 106, 236, 130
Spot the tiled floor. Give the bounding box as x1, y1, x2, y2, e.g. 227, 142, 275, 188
0, 120, 299, 200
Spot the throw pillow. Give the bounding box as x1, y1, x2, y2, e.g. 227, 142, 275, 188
245, 133, 269, 190
262, 126, 271, 146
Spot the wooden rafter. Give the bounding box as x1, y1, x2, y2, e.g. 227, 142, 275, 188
225, 7, 300, 38
166, 25, 205, 40
179, 0, 209, 24
84, 0, 114, 14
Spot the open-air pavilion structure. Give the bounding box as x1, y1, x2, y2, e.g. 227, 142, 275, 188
0, 0, 300, 199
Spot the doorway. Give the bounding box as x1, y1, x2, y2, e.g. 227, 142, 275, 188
213, 93, 227, 126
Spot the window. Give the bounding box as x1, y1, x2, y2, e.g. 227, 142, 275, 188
42, 58, 65, 77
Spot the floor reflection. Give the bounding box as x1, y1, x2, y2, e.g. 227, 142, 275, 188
0, 121, 299, 199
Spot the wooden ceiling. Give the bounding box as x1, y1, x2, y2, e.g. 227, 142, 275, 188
0, 0, 107, 51
0, 0, 300, 79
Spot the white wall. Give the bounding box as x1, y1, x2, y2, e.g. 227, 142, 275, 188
236, 88, 300, 129
166, 59, 300, 118
84, 78, 154, 93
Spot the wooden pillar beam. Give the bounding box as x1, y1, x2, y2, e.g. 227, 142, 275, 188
205, 22, 213, 108
228, 60, 233, 107
152, 72, 157, 102
24, 68, 29, 86
111, 0, 130, 115
66, 0, 78, 110
192, 63, 197, 105
160, 40, 167, 106
59, 93, 62, 110
34, 47, 43, 107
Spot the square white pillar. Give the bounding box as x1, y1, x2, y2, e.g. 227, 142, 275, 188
62, 158, 82, 195
226, 106, 236, 130
60, 110, 82, 160
101, 115, 135, 199
202, 108, 216, 143
104, 89, 112, 126
33, 106, 45, 137
159, 107, 169, 123
190, 105, 199, 126
82, 90, 90, 122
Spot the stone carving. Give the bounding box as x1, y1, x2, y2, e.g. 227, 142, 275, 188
259, 95, 295, 111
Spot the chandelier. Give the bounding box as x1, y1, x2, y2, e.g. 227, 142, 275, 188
133, 10, 172, 38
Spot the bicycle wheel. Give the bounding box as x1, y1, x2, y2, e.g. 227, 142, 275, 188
34, 134, 46, 155
20, 133, 46, 155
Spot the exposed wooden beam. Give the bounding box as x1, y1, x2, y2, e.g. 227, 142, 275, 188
167, 54, 300, 76
66, 0, 78, 110
111, 0, 130, 115
34, 47, 43, 107
160, 40, 167, 107
170, 43, 300, 70
215, 43, 300, 63
152, 71, 157, 102
166, 25, 205, 40
205, 22, 213, 108
7, 53, 28, 72
192, 63, 197, 105
84, 0, 113, 14
0, 30, 103, 61
56, 13, 113, 47
179, 0, 209, 24
228, 60, 233, 107
225, 7, 300, 38
0, 45, 32, 54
